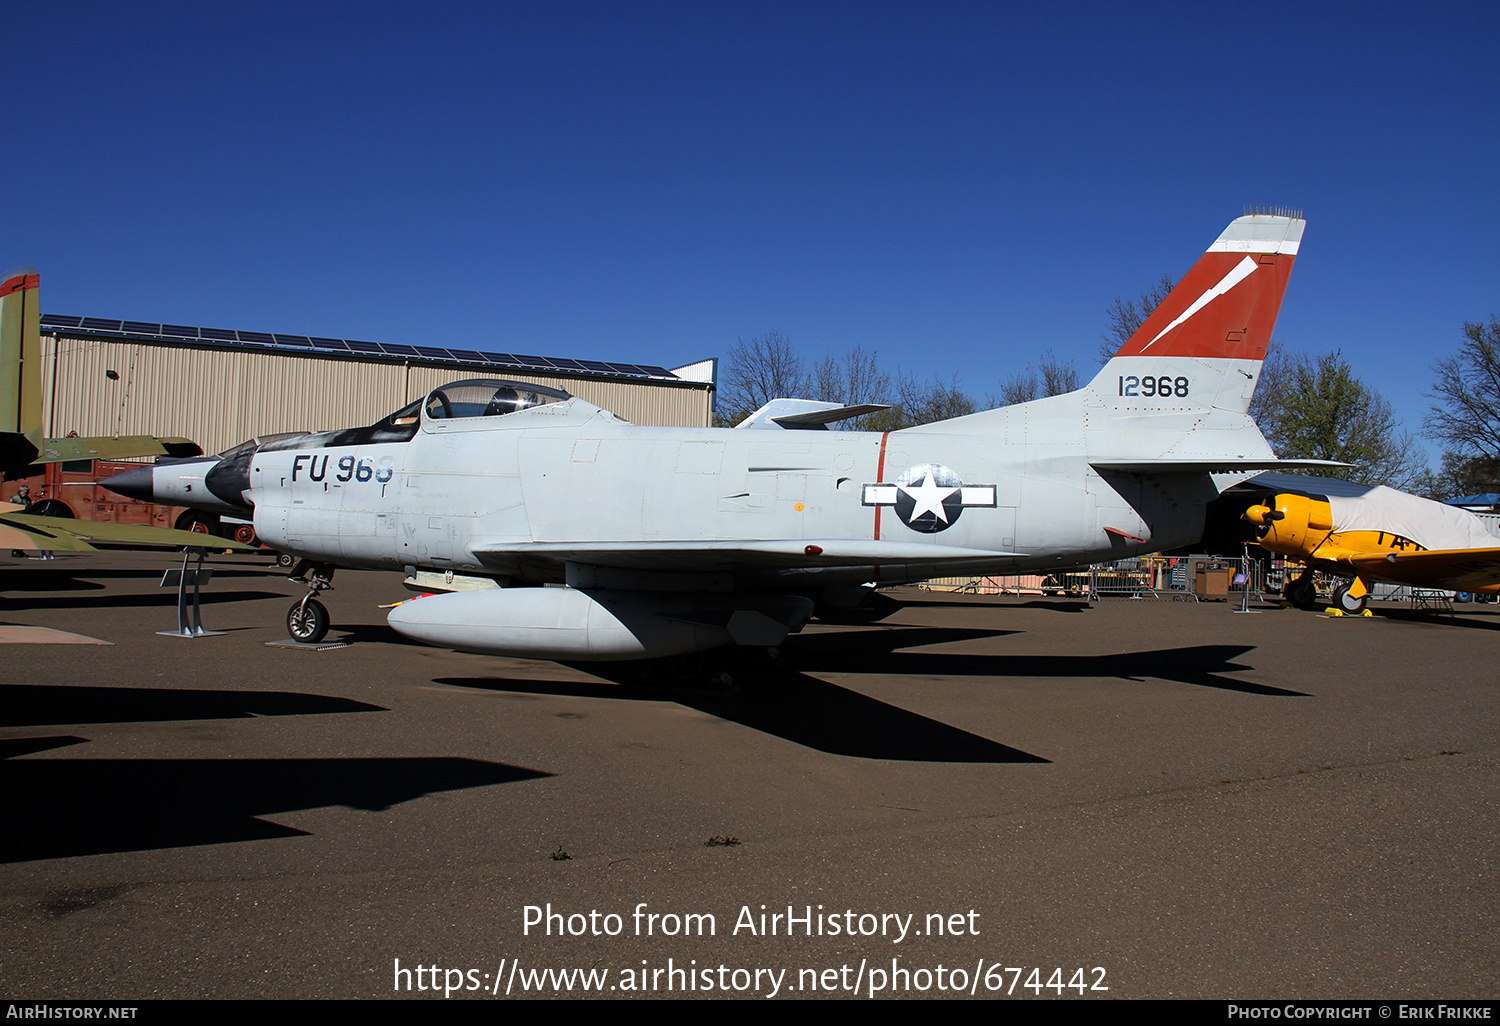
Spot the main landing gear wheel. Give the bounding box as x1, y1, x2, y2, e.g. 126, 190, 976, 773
29, 499, 72, 518
286, 598, 330, 643
1285, 573, 1318, 610
1332, 581, 1368, 615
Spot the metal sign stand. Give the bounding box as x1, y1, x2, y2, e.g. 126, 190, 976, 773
158, 547, 225, 638
1234, 545, 1260, 614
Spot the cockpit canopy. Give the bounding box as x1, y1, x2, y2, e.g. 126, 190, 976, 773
372, 378, 572, 432
422, 379, 570, 421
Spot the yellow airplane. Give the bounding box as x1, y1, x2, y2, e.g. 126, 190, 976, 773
1, 267, 201, 477
1244, 486, 1500, 612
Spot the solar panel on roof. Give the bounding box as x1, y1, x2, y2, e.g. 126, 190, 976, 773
40, 313, 686, 383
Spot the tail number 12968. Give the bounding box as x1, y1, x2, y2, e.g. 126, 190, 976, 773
1120, 375, 1189, 398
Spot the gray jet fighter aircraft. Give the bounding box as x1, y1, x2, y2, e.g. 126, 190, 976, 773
116, 212, 1329, 676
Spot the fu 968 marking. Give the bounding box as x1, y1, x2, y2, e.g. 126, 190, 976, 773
291, 453, 394, 483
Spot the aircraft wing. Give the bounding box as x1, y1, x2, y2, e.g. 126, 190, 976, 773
0, 507, 255, 552
1090, 458, 1350, 473
1347, 547, 1500, 592
35, 435, 203, 463
471, 539, 1021, 575
0, 517, 100, 551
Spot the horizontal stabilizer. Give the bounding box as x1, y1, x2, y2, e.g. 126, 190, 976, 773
772, 404, 890, 427
736, 398, 890, 430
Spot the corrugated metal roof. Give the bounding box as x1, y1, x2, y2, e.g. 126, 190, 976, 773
40, 314, 695, 387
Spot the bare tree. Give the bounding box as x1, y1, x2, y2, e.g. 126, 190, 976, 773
995, 350, 1080, 405
1424, 317, 1500, 488
1100, 273, 1176, 363
812, 345, 891, 409
1412, 451, 1500, 501
717, 334, 979, 431
885, 372, 976, 429
715, 330, 809, 426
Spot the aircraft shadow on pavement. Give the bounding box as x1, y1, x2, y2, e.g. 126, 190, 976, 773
7, 590, 286, 611
0, 756, 549, 862
786, 630, 1304, 697
1373, 608, 1500, 632
0, 684, 386, 728
0, 570, 107, 593
0, 735, 88, 759
891, 597, 1092, 613
433, 671, 1047, 764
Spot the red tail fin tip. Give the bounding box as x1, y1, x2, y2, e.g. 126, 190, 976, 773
1115, 214, 1304, 363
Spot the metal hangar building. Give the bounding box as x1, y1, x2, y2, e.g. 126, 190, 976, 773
36, 314, 717, 457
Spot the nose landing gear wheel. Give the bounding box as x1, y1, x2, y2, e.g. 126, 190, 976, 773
287, 598, 330, 643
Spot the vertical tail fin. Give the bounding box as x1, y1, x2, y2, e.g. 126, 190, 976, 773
0, 269, 42, 440
1087, 213, 1304, 414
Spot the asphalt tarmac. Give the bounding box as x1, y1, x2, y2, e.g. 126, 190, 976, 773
0, 550, 1495, 1000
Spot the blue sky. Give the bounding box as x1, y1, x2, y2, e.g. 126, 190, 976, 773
8, 1, 1497, 458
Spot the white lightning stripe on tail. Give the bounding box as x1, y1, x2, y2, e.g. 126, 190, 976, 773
1141, 255, 1258, 352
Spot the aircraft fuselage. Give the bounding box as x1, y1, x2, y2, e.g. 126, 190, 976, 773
244, 396, 1209, 591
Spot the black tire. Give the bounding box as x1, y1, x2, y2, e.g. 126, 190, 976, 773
28, 499, 73, 518
1332, 583, 1368, 614
275, 552, 297, 569
174, 511, 219, 535
1286, 575, 1318, 609
287, 598, 330, 643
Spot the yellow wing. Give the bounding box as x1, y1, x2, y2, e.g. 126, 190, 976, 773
1347, 547, 1500, 593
